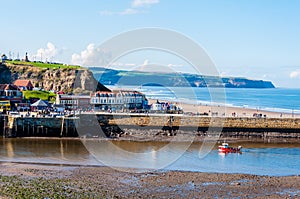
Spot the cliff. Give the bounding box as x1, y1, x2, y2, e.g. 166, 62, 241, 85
90, 67, 275, 88
0, 62, 110, 93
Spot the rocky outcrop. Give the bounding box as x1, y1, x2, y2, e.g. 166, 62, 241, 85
0, 63, 110, 93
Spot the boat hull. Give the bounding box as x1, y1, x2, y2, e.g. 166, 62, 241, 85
218, 147, 241, 153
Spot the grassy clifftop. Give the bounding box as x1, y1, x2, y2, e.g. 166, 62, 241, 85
0, 61, 110, 93
5, 60, 80, 70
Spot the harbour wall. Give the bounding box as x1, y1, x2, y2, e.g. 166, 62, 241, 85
0, 114, 300, 138
0, 115, 77, 137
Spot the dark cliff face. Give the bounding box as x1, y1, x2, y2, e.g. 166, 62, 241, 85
0, 63, 110, 93
90, 67, 276, 89
0, 64, 12, 84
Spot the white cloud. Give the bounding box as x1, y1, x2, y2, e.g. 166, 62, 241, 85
100, 0, 158, 16
31, 42, 58, 62
132, 0, 160, 7
71, 43, 112, 66
142, 59, 149, 66
120, 8, 139, 15
167, 63, 184, 68
290, 70, 300, 78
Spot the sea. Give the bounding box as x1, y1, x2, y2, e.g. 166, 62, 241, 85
108, 86, 300, 114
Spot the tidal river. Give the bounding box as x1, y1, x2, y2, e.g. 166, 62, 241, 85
1, 138, 300, 176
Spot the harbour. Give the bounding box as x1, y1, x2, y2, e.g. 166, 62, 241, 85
2, 0, 300, 197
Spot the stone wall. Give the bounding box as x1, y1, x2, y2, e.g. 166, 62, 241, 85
108, 115, 300, 130
1, 114, 300, 138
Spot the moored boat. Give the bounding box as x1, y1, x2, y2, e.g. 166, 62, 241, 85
218, 142, 242, 153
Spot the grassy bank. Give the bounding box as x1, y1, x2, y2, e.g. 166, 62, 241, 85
6, 60, 80, 69
22, 90, 56, 101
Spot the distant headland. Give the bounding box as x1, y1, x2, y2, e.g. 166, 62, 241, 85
90, 67, 275, 88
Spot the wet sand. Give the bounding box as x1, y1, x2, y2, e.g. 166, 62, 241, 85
0, 163, 299, 198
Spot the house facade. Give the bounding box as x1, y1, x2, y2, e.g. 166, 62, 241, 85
14, 80, 34, 91
0, 84, 23, 110
56, 94, 91, 110
90, 90, 147, 111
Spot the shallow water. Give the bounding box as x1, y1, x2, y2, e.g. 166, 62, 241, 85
1, 138, 300, 176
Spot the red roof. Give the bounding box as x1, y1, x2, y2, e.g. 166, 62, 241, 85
14, 80, 34, 88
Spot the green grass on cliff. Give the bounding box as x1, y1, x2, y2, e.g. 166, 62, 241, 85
23, 90, 56, 101
6, 60, 80, 69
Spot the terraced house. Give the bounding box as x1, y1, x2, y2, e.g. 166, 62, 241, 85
0, 84, 23, 110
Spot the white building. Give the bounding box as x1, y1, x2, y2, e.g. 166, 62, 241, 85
151, 100, 182, 113
90, 90, 147, 111
56, 94, 91, 110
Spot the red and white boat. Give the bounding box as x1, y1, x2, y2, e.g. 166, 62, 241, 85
218, 143, 242, 153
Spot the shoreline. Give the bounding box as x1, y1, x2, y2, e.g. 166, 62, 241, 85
149, 99, 300, 118
0, 162, 299, 198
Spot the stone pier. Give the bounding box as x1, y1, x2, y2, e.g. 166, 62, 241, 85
0, 113, 299, 138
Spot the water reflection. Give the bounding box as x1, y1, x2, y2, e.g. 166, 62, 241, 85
60, 140, 64, 159
0, 138, 300, 176
6, 140, 14, 158
0, 138, 96, 165
82, 140, 194, 171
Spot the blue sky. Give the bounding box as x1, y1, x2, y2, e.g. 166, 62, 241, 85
1, 0, 300, 87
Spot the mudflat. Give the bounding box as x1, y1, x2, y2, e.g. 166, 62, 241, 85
0, 163, 299, 198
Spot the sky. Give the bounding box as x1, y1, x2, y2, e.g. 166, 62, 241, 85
1, 0, 300, 88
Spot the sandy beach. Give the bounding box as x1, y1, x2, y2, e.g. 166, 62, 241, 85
149, 99, 299, 118
0, 163, 299, 198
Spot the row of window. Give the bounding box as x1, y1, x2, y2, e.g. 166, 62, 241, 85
94, 93, 143, 98
0, 91, 22, 97
61, 100, 78, 104
91, 97, 143, 104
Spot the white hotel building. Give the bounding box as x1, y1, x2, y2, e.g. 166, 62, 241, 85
90, 90, 148, 111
